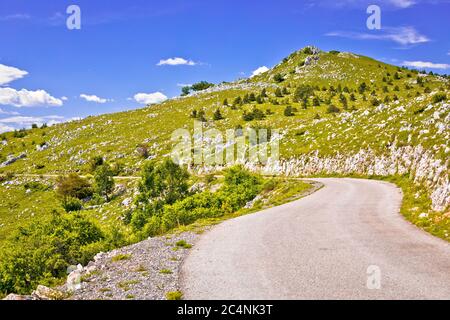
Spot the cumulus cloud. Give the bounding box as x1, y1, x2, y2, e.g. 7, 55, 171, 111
326, 26, 429, 46
0, 14, 31, 21
79, 94, 111, 104
389, 0, 416, 7
0, 87, 63, 107
0, 115, 66, 131
251, 66, 270, 77
0, 108, 19, 115
157, 57, 196, 66
310, 0, 418, 8
402, 61, 450, 69
134, 92, 168, 105
0, 64, 28, 86
0, 124, 14, 133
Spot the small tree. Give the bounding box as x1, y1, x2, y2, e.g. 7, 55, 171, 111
197, 110, 207, 122
312, 97, 320, 106
284, 105, 294, 116
94, 164, 115, 201
233, 96, 242, 106
260, 88, 267, 97
275, 88, 283, 97
223, 98, 228, 106
273, 73, 284, 83
181, 86, 191, 96
358, 82, 367, 94
213, 108, 224, 120
256, 95, 263, 104
90, 156, 104, 172
56, 173, 93, 200
326, 105, 340, 114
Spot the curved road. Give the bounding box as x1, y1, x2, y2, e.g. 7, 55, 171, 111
181, 178, 450, 299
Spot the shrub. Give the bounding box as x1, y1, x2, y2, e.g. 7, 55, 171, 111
56, 173, 93, 200
23, 181, 50, 192
140, 166, 263, 237
326, 105, 340, 113
136, 159, 189, 211
213, 109, 224, 120
166, 291, 183, 300
293, 85, 314, 102
191, 81, 214, 91
90, 156, 104, 172
432, 93, 446, 103
303, 47, 313, 55
0, 211, 105, 295
284, 105, 294, 116
61, 197, 83, 212
273, 73, 284, 83
371, 98, 381, 106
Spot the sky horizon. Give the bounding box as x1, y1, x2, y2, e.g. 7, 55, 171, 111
1, 0, 449, 133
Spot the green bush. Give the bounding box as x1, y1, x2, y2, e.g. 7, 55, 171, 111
0, 211, 105, 295
140, 166, 262, 238
61, 197, 83, 212
326, 105, 340, 114
432, 92, 446, 103
56, 173, 93, 200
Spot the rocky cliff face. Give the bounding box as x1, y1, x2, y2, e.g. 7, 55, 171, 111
267, 144, 448, 212
195, 143, 449, 212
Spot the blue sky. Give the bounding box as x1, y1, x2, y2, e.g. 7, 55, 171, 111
0, 0, 449, 132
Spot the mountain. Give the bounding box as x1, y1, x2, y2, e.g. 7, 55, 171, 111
0, 46, 449, 245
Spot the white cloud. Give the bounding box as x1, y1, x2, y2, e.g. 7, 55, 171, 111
251, 66, 270, 77
0, 87, 63, 107
311, 0, 418, 8
0, 64, 28, 86
0, 124, 14, 133
402, 61, 450, 69
326, 26, 429, 46
0, 14, 31, 21
0, 115, 65, 131
0, 108, 19, 115
388, 0, 416, 8
79, 94, 111, 104
61, 96, 68, 101
157, 57, 196, 66
134, 92, 168, 105
177, 83, 192, 87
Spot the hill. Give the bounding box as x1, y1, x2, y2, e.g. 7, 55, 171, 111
0, 46, 449, 294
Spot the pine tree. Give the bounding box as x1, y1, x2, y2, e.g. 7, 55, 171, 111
284, 105, 294, 116
261, 88, 267, 97
213, 109, 224, 121
275, 88, 283, 97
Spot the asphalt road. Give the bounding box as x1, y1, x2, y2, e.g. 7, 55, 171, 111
181, 178, 450, 299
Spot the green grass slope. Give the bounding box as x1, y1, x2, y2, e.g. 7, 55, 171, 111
0, 46, 449, 242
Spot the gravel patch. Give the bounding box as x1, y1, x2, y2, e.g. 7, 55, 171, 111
61, 230, 207, 300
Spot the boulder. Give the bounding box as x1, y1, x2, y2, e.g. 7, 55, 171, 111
32, 285, 65, 300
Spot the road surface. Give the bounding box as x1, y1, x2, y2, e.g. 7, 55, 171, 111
181, 178, 450, 299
